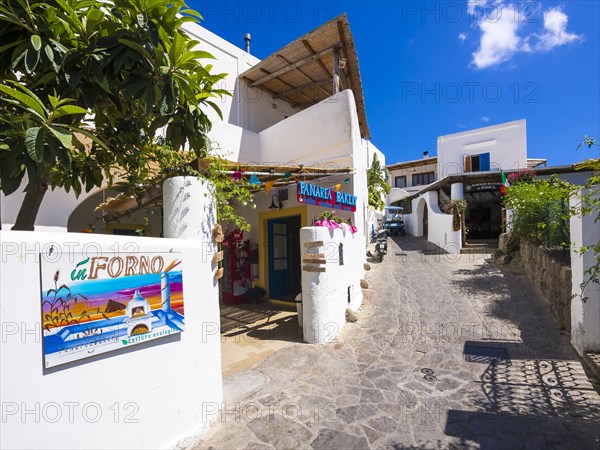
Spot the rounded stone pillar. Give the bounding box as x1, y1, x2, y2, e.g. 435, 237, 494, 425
163, 176, 216, 241
451, 182, 464, 201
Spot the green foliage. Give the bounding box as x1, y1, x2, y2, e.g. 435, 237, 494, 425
573, 135, 600, 301
504, 175, 576, 247
202, 154, 256, 232
0, 0, 228, 227
367, 153, 390, 210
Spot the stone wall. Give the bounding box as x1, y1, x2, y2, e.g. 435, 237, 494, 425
519, 241, 572, 331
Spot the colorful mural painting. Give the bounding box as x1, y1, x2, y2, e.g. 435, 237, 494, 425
40, 252, 184, 368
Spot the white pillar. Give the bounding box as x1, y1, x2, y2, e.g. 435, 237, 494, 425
570, 189, 600, 354
450, 182, 464, 201
300, 227, 360, 343
163, 176, 216, 241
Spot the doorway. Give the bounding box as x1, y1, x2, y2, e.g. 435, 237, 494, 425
267, 215, 301, 301
423, 206, 429, 239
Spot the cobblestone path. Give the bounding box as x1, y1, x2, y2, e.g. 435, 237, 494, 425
195, 236, 600, 449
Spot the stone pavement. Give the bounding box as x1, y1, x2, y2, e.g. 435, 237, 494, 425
194, 236, 600, 449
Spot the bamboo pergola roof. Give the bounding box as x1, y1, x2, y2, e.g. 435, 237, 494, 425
240, 13, 370, 139
199, 158, 354, 187
94, 160, 354, 214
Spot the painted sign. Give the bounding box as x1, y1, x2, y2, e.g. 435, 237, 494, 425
40, 252, 184, 368
466, 183, 502, 192
297, 181, 357, 212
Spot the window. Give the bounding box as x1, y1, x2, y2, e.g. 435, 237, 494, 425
412, 172, 435, 186
394, 176, 406, 188
464, 153, 491, 173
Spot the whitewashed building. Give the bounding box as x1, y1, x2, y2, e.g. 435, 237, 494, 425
0, 14, 384, 450
387, 119, 547, 253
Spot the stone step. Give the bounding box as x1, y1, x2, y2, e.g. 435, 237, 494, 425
583, 352, 600, 382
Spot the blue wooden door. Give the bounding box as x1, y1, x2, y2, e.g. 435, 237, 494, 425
268, 219, 289, 298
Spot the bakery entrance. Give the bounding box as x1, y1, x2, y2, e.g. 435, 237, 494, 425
267, 215, 301, 301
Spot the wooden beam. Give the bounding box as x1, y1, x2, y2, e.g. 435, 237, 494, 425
302, 40, 331, 79
272, 78, 332, 101
276, 54, 330, 99
333, 45, 340, 95
250, 46, 338, 88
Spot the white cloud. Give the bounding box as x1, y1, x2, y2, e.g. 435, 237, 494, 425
458, 32, 468, 42
532, 7, 583, 52
481, 116, 490, 122
468, 3, 583, 69
472, 4, 522, 69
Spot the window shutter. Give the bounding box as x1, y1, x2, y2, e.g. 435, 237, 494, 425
480, 152, 491, 171
464, 155, 472, 173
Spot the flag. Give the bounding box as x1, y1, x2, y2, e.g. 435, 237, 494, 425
265, 181, 275, 193
500, 170, 510, 195
344, 177, 350, 184
335, 183, 342, 191
249, 174, 260, 185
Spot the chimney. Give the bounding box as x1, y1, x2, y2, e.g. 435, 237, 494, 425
244, 33, 251, 54
423, 151, 429, 159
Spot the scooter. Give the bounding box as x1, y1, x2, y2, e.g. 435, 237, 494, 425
374, 229, 388, 262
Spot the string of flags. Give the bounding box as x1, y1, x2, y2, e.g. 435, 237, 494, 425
229, 165, 352, 195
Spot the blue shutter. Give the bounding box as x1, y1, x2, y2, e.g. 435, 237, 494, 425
480, 153, 491, 172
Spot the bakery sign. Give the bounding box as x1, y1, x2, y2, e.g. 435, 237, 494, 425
297, 181, 357, 212
466, 183, 502, 192
40, 252, 185, 368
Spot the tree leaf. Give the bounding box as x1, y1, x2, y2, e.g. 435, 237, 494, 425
25, 127, 45, 162
54, 104, 88, 117
48, 125, 72, 149
0, 82, 47, 118
55, 145, 71, 170
118, 38, 154, 66
31, 35, 42, 51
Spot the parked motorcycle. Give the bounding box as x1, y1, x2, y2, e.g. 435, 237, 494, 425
374, 229, 388, 262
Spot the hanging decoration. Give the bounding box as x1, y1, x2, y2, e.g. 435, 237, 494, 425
335, 183, 342, 191
231, 171, 242, 182
249, 174, 261, 185
282, 172, 292, 181
265, 181, 275, 193
344, 177, 350, 184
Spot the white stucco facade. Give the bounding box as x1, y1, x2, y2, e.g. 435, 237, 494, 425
570, 190, 600, 354
0, 231, 222, 450
436, 119, 528, 178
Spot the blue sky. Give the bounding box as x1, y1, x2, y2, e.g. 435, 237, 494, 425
189, 1, 600, 167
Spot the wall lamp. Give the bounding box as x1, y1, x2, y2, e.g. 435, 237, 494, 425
268, 194, 283, 209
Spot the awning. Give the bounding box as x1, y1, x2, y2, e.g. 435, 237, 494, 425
240, 13, 370, 139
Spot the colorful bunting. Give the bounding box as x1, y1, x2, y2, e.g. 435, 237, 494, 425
232, 171, 242, 182
249, 174, 261, 185
335, 183, 342, 191
265, 181, 275, 193
344, 177, 350, 184
282, 172, 292, 181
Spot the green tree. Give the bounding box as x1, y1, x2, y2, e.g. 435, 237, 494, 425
367, 153, 390, 210
0, 0, 228, 230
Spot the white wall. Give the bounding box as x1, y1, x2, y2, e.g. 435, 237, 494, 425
181, 22, 299, 134
258, 90, 368, 254
1, 184, 83, 232
300, 226, 363, 344
437, 119, 527, 178
570, 190, 600, 354
404, 191, 462, 254
0, 232, 222, 449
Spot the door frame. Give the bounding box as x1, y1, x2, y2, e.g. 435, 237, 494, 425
258, 206, 307, 297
